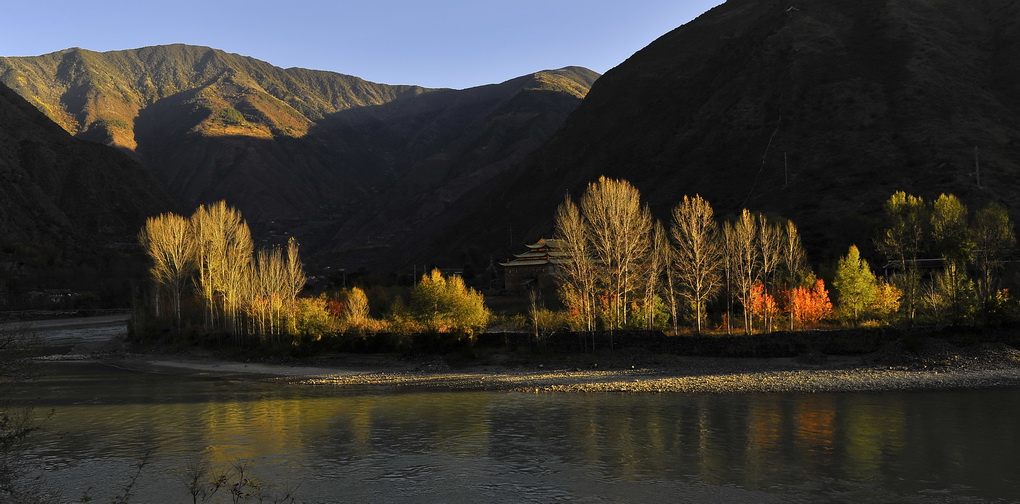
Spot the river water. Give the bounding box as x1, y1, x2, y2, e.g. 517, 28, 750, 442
11, 362, 1020, 503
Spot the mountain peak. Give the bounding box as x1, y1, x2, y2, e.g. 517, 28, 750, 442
0, 44, 600, 270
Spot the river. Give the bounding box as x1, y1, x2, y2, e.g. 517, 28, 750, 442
11, 361, 1020, 503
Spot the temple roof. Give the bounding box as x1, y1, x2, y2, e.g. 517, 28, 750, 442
513, 250, 570, 259
498, 259, 564, 267
500, 238, 570, 268
525, 238, 567, 250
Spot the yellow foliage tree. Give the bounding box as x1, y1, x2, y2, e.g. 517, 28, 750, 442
139, 213, 196, 327
409, 269, 490, 336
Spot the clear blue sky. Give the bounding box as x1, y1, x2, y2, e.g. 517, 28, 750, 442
3, 1, 724, 89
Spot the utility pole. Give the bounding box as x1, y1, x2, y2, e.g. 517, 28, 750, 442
784, 151, 788, 188
975, 146, 981, 188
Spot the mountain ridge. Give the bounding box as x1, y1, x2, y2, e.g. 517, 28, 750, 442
0, 44, 598, 272
431, 0, 1020, 267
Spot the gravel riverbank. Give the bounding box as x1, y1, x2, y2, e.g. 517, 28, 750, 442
75, 336, 1020, 395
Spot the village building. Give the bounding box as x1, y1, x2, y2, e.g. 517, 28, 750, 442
499, 238, 569, 291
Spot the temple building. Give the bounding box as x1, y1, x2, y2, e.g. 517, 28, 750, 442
499, 238, 569, 291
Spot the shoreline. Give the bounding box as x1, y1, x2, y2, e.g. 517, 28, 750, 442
38, 337, 1020, 395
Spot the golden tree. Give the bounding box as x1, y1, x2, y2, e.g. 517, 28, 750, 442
284, 237, 307, 333
728, 209, 760, 334
341, 287, 371, 332
139, 212, 196, 327
780, 219, 810, 330
670, 194, 723, 334
189, 201, 253, 338
555, 195, 596, 332
142, 201, 310, 343
580, 176, 653, 330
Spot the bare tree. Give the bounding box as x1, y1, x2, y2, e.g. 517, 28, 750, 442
190, 201, 253, 340
250, 247, 288, 340
722, 221, 737, 334
554, 195, 597, 332
139, 213, 196, 328
581, 176, 652, 331
781, 219, 809, 330
670, 194, 723, 334
638, 221, 669, 329
284, 238, 306, 334
729, 209, 760, 334
190, 206, 215, 329
661, 229, 680, 335
757, 214, 782, 332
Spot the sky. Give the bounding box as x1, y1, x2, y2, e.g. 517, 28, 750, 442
3, 1, 724, 89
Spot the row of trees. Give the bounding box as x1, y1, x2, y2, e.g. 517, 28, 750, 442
140, 203, 490, 344
139, 201, 306, 343
873, 192, 1016, 324
552, 178, 1017, 334
140, 189, 1016, 343
554, 177, 831, 335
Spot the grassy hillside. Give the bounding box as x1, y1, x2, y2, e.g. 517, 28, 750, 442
0, 45, 426, 146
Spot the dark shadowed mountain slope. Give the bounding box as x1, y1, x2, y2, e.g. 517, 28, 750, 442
0, 81, 174, 301
433, 0, 1020, 268
323, 67, 600, 269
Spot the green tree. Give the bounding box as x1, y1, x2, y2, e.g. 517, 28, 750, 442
833, 245, 877, 324
973, 202, 1016, 311
931, 194, 975, 321
876, 191, 928, 322
931, 264, 976, 324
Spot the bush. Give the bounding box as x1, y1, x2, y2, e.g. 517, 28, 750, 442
291, 296, 338, 341
406, 269, 490, 336
220, 107, 246, 126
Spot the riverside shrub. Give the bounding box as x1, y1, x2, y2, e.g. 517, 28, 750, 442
407, 269, 490, 337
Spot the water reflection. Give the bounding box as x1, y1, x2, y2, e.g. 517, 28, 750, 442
15, 362, 1020, 502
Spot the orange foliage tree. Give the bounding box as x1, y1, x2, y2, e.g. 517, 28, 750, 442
749, 281, 780, 333
786, 279, 833, 329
